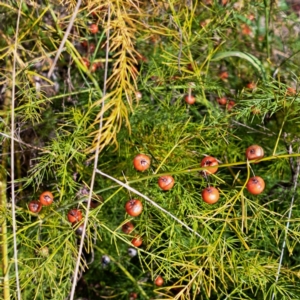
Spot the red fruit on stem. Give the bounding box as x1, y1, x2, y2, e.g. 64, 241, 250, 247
88, 43, 96, 54
246, 82, 256, 89
241, 24, 252, 35
158, 175, 175, 191
125, 199, 143, 217
81, 40, 88, 48
129, 292, 138, 300
82, 57, 90, 68
226, 100, 235, 111
287, 87, 296, 96
202, 187, 220, 204
154, 275, 164, 286
39, 191, 54, 206
89, 24, 98, 34
67, 209, 83, 223
184, 94, 196, 105
201, 156, 218, 175
91, 63, 98, 72
133, 154, 151, 171
122, 221, 134, 234
217, 97, 227, 105
29, 201, 42, 213
219, 71, 229, 80
246, 176, 265, 195
246, 145, 264, 161
131, 236, 142, 247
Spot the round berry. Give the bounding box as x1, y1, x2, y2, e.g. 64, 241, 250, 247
184, 94, 196, 105
122, 221, 134, 234
201, 156, 218, 175
154, 275, 164, 286
202, 187, 220, 204
67, 209, 83, 223
226, 100, 235, 111
89, 23, 98, 34
246, 176, 265, 195
158, 175, 175, 191
246, 145, 264, 161
133, 154, 151, 171
28, 201, 42, 213
246, 82, 256, 89
219, 71, 229, 80
129, 292, 138, 299
128, 247, 138, 257
74, 223, 84, 236
125, 199, 143, 217
131, 236, 142, 247
39, 191, 54, 206
81, 57, 90, 68
217, 97, 227, 105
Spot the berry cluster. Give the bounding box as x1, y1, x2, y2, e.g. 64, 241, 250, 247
28, 191, 54, 214
28, 191, 85, 234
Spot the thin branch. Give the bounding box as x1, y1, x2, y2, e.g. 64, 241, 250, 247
169, 15, 182, 73
0, 132, 54, 155
68, 4, 111, 300
271, 147, 300, 300
96, 169, 208, 243
11, 1, 23, 299
231, 120, 274, 136
47, 0, 82, 79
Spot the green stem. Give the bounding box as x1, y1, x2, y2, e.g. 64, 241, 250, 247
1, 144, 10, 300
1, 64, 11, 300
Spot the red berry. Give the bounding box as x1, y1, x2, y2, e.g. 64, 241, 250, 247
82, 57, 90, 68
184, 94, 196, 105
88, 43, 96, 54
202, 187, 219, 204
246, 176, 265, 195
39, 191, 54, 206
158, 175, 175, 191
219, 71, 229, 80
154, 275, 164, 286
28, 201, 42, 213
67, 209, 83, 223
125, 199, 143, 217
133, 154, 151, 172
122, 221, 134, 234
287, 87, 296, 96
201, 156, 218, 175
129, 292, 138, 300
131, 236, 142, 247
246, 145, 264, 161
226, 100, 235, 111
89, 24, 98, 34
217, 97, 227, 105
246, 82, 256, 89
91, 63, 98, 72
81, 40, 88, 48
241, 24, 252, 35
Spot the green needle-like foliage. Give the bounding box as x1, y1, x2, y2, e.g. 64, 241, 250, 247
1, 0, 300, 299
